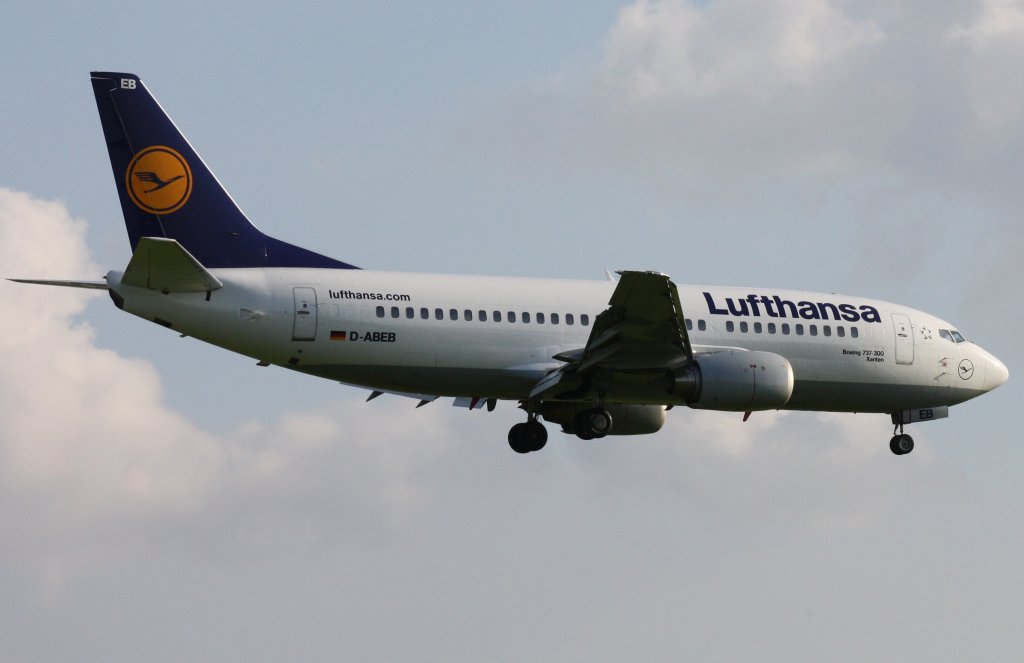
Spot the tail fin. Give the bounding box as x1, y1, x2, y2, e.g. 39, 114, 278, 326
90, 71, 356, 269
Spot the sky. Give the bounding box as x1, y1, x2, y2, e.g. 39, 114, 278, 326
1, 1, 1021, 661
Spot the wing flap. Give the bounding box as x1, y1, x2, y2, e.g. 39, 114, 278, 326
121, 237, 223, 293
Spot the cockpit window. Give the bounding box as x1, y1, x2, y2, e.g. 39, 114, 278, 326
940, 328, 967, 343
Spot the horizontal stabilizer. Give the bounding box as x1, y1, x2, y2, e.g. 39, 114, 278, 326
7, 278, 108, 289
121, 237, 223, 293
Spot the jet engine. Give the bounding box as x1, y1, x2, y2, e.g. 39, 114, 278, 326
672, 350, 794, 411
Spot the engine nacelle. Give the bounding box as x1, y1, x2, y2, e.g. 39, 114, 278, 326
541, 403, 667, 436
675, 350, 794, 411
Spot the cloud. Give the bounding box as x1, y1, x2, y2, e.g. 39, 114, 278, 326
602, 0, 883, 101
948, 0, 1024, 131
0, 188, 227, 584
470, 0, 1024, 209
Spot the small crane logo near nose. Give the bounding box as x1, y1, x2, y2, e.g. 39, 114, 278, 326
958, 359, 975, 380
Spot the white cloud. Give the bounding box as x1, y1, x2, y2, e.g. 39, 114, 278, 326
0, 188, 226, 584
603, 0, 883, 101
0, 189, 491, 585
948, 0, 1024, 128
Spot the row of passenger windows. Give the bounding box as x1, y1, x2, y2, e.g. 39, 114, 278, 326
378, 305, 591, 327
715, 319, 859, 338
377, 306, 860, 338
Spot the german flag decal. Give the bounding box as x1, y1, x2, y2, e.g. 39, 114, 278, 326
330, 331, 347, 341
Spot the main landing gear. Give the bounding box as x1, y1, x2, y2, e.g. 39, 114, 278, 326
508, 419, 548, 454
508, 406, 615, 452
890, 422, 914, 456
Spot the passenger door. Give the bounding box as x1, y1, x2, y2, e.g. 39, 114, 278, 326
292, 287, 318, 341
891, 313, 914, 365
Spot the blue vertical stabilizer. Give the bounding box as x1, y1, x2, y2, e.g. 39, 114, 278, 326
90, 71, 357, 269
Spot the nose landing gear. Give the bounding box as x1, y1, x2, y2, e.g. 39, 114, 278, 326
890, 422, 914, 455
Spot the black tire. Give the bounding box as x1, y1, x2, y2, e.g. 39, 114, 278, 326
508, 423, 531, 454
524, 420, 548, 451
896, 434, 914, 455
889, 435, 900, 455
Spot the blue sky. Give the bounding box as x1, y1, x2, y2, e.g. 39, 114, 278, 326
1, 1, 1022, 661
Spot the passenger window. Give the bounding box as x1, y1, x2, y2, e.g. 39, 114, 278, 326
698, 320, 706, 331
851, 327, 858, 339
566, 313, 574, 326
551, 313, 559, 325
523, 312, 531, 323
464, 309, 472, 321
391, 306, 400, 319
810, 325, 818, 336
782, 323, 790, 335
581, 314, 590, 326
754, 322, 763, 334
376, 305, 385, 318
449, 308, 458, 321
478, 310, 486, 322
823, 326, 831, 337
740, 321, 749, 333
685, 319, 693, 331
406, 307, 414, 319
508, 311, 517, 323
768, 323, 776, 334
420, 307, 429, 320
493, 310, 502, 322
837, 326, 845, 338
435, 308, 443, 320
726, 321, 735, 332
796, 324, 804, 335
537, 313, 545, 324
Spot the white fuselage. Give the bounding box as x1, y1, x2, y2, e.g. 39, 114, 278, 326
106, 267, 1007, 414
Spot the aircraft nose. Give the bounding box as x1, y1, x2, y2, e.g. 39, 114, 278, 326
984, 352, 1009, 392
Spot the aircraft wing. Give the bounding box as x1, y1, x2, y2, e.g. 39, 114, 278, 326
530, 270, 694, 401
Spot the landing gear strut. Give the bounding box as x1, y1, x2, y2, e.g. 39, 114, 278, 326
890, 422, 914, 455
508, 419, 548, 454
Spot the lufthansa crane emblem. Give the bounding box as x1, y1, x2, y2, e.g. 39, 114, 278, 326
958, 359, 975, 380
125, 145, 193, 215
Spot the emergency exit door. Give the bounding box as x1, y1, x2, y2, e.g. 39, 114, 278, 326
292, 287, 318, 341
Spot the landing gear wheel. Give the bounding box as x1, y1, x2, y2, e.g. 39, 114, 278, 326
890, 433, 914, 455
509, 423, 531, 454
508, 420, 548, 453
524, 420, 548, 451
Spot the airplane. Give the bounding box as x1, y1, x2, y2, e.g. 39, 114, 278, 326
10, 72, 1009, 456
